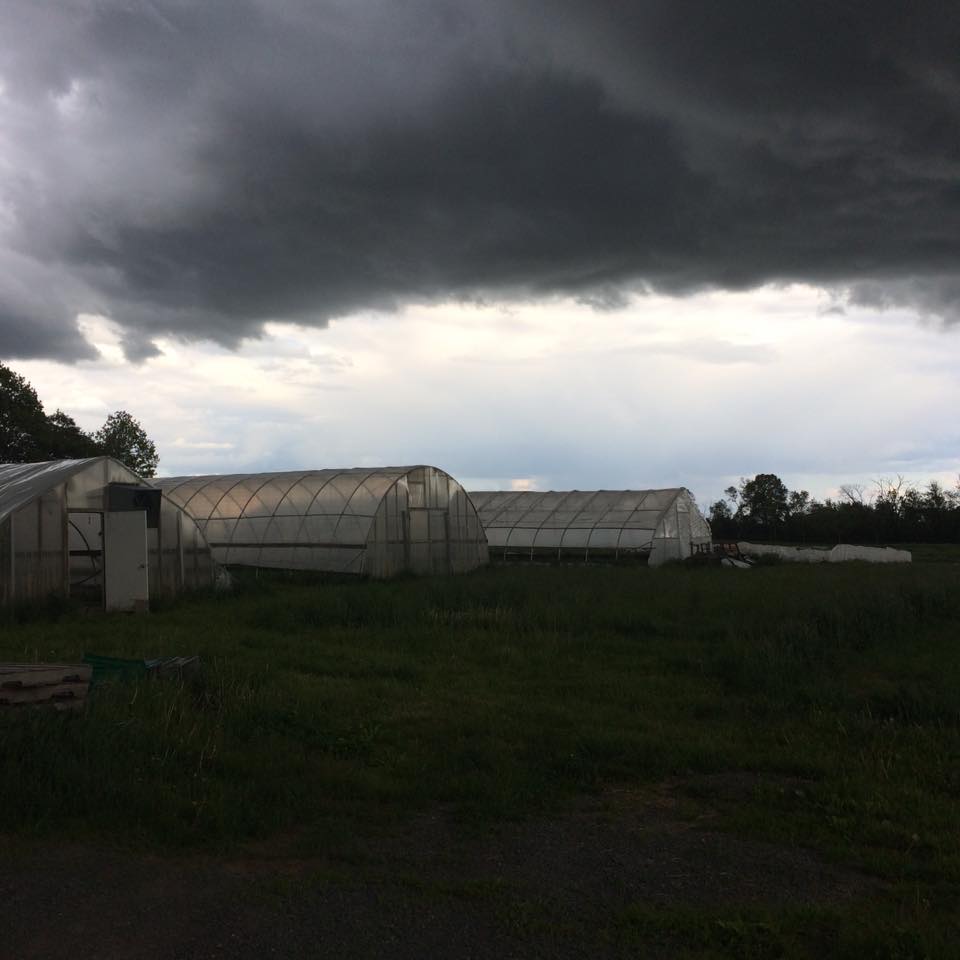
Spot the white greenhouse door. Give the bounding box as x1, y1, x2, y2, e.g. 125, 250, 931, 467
103, 511, 149, 612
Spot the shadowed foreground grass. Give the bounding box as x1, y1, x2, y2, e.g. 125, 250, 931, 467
2, 562, 959, 955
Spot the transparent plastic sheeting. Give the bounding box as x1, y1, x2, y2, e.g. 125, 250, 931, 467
0, 458, 215, 606
469, 488, 712, 566
157, 466, 489, 578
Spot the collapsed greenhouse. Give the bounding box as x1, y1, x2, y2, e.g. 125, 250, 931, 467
0, 458, 216, 610
157, 466, 489, 578
469, 488, 711, 565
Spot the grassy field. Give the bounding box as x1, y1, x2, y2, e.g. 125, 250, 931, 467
2, 560, 959, 957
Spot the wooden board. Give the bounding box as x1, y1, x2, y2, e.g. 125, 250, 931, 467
0, 663, 91, 710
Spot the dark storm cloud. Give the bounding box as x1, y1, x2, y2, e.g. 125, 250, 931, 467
0, 250, 97, 360
1, 0, 959, 360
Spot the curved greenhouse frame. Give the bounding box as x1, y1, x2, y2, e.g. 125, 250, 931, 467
0, 457, 216, 609
157, 466, 488, 578
469, 488, 711, 566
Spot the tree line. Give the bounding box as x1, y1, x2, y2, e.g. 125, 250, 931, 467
708, 472, 960, 545
0, 362, 159, 477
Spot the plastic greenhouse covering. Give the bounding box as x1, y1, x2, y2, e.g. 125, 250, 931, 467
469, 488, 711, 565
0, 458, 215, 607
157, 466, 488, 578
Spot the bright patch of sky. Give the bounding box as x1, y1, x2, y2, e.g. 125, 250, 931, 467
16, 285, 960, 506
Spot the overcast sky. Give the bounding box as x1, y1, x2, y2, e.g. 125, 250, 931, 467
2, 1, 959, 504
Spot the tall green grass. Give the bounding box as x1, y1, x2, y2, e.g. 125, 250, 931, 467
1, 563, 958, 880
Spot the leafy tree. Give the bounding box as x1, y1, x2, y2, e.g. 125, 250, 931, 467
2, 362, 103, 462
900, 487, 926, 537
925, 480, 947, 512
42, 410, 100, 460
783, 489, 811, 542
95, 410, 159, 477
948, 477, 960, 509
921, 481, 950, 541
708, 498, 733, 524
838, 483, 867, 505
787, 489, 810, 517
0, 362, 48, 461
715, 471, 959, 545
707, 498, 735, 538
872, 476, 906, 542
739, 473, 789, 537
0, 363, 159, 473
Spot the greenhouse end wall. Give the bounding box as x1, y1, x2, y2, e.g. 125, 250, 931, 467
157, 465, 488, 578
0, 458, 216, 608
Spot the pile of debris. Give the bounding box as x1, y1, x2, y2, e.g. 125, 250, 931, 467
689, 541, 912, 568
0, 663, 92, 710
1, 654, 200, 712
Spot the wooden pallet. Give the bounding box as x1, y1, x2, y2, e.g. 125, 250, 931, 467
0, 663, 92, 711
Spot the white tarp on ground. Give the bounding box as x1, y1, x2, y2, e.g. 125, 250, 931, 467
737, 542, 912, 564
828, 544, 912, 563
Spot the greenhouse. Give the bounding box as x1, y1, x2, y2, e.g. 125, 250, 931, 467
469, 488, 711, 565
157, 466, 489, 578
0, 457, 216, 610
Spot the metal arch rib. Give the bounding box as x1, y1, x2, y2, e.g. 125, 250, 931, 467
573, 489, 609, 561
496, 489, 554, 560
614, 489, 671, 557
155, 474, 205, 508
232, 471, 321, 567
469, 489, 516, 559
210, 476, 260, 525
175, 471, 313, 565
286, 471, 360, 563
490, 490, 526, 560
614, 493, 630, 557
163, 472, 296, 534
511, 489, 550, 558
485, 489, 527, 526
458, 485, 491, 554
530, 490, 582, 561
329, 468, 392, 571
647, 488, 685, 552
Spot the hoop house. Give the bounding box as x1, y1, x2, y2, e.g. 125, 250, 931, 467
0, 458, 216, 609
469, 488, 711, 566
157, 466, 488, 577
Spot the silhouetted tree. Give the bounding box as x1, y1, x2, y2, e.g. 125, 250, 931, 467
739, 473, 790, 538
707, 498, 735, 538
707, 472, 960, 545
42, 410, 100, 459
1, 363, 159, 475
95, 410, 159, 477
0, 362, 49, 461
